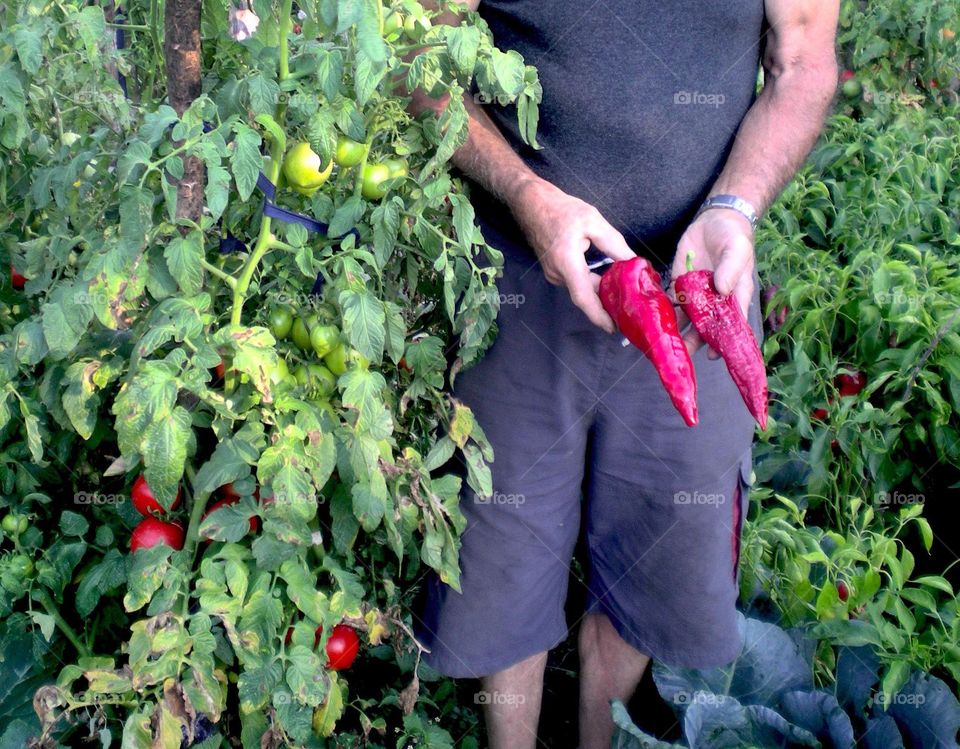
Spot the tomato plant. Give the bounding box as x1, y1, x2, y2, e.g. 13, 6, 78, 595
0, 0, 540, 744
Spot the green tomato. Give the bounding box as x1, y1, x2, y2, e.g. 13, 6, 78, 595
292, 314, 318, 351
60, 131, 80, 148
403, 13, 431, 37
269, 357, 290, 386
2, 515, 25, 534
384, 11, 404, 40
384, 158, 409, 179
283, 142, 333, 190
270, 307, 294, 340
323, 343, 349, 376
306, 363, 337, 397
361, 163, 391, 200
310, 324, 341, 358
9, 554, 33, 577
841, 78, 862, 98
294, 362, 336, 395
335, 136, 367, 168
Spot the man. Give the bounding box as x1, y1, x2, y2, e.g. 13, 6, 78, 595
413, 2, 839, 747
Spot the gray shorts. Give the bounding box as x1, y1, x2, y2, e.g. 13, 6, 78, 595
416, 229, 760, 678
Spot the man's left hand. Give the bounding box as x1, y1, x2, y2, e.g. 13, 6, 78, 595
671, 208, 756, 357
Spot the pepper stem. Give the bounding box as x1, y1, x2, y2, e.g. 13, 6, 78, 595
685, 251, 695, 273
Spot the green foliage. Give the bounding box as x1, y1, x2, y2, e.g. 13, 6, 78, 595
0, 0, 540, 745
749, 7, 960, 707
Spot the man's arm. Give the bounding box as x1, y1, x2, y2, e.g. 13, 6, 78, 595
672, 0, 839, 350
409, 1, 635, 333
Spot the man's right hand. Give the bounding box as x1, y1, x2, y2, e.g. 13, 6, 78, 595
510, 177, 636, 333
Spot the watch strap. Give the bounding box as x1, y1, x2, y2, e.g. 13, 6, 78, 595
696, 194, 759, 228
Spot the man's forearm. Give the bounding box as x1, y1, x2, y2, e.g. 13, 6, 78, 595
709, 3, 839, 216
709, 66, 837, 215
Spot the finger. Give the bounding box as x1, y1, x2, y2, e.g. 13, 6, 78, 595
584, 215, 635, 262
682, 326, 705, 358
734, 270, 754, 321
713, 231, 753, 296
567, 261, 615, 333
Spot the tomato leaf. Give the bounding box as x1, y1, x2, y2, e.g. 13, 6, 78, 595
230, 123, 263, 201
351, 472, 387, 532
164, 231, 204, 296
13, 28, 43, 75
340, 288, 385, 362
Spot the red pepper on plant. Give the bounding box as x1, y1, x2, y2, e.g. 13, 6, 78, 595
10, 264, 26, 291
599, 257, 698, 426
675, 253, 768, 429
836, 371, 866, 397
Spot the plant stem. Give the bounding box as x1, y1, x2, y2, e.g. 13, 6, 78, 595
200, 258, 237, 288
35, 589, 91, 658
180, 464, 209, 617
146, 0, 162, 100
229, 0, 293, 328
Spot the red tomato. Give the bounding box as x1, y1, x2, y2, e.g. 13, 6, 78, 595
220, 482, 242, 500
812, 408, 829, 421
324, 624, 359, 670
131, 475, 182, 517
836, 371, 866, 397
204, 495, 258, 533
837, 580, 850, 602
10, 265, 26, 291
213, 359, 226, 380
130, 517, 184, 552
840, 69, 856, 82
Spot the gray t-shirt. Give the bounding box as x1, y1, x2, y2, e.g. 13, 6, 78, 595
473, 0, 766, 265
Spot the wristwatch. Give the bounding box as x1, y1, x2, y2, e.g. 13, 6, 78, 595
695, 194, 760, 229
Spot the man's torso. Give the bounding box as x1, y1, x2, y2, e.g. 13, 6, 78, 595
473, 0, 766, 263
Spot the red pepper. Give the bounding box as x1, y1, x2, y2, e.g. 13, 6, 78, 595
675, 254, 768, 429
836, 371, 866, 397
599, 257, 698, 426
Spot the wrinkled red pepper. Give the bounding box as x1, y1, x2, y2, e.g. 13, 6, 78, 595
675, 254, 768, 430
599, 257, 698, 427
